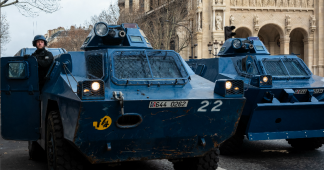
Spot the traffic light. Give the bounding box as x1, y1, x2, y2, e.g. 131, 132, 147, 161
224, 26, 236, 41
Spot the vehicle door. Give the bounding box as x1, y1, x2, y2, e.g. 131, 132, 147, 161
1, 56, 40, 140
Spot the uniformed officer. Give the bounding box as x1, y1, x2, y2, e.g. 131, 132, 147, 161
32, 35, 54, 91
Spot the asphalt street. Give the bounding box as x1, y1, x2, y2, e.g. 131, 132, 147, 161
1, 134, 324, 170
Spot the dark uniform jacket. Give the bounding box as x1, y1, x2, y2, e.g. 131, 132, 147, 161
32, 48, 54, 88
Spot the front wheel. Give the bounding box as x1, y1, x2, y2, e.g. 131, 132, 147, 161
287, 137, 324, 150
172, 148, 219, 170
46, 111, 84, 170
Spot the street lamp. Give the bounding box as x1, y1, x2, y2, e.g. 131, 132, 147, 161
165, 20, 195, 59
208, 40, 220, 57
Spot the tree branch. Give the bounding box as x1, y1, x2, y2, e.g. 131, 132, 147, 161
1, 0, 18, 7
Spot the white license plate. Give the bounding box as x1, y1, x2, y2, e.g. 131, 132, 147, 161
149, 101, 188, 108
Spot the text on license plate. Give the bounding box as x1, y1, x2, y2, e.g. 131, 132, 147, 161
149, 101, 188, 108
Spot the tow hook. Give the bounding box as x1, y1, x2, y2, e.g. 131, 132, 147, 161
113, 91, 124, 115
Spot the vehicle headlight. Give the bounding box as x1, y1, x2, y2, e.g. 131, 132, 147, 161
83, 88, 91, 96
214, 79, 244, 98
92, 82, 100, 91
94, 22, 108, 37
77, 80, 105, 100
226, 81, 232, 90
232, 39, 242, 49
250, 75, 272, 88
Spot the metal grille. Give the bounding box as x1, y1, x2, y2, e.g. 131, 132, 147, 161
82, 81, 105, 97
113, 51, 187, 80
226, 80, 244, 95
86, 54, 104, 79
113, 51, 152, 79
147, 53, 182, 78
281, 58, 308, 76
260, 75, 272, 86
146, 51, 188, 78
262, 59, 289, 76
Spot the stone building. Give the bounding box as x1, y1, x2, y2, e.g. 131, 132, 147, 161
119, 0, 324, 76
45, 25, 93, 46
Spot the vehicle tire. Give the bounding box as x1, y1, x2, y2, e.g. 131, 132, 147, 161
219, 134, 244, 155
172, 148, 219, 170
28, 141, 46, 161
46, 111, 84, 170
287, 137, 324, 150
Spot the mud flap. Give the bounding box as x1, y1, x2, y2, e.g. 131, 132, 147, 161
246, 102, 324, 141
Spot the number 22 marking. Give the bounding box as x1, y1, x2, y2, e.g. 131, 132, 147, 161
197, 100, 223, 112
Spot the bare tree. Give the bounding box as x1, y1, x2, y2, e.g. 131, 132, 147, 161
118, 0, 193, 53
0, 13, 10, 55
86, 3, 119, 26
0, 0, 61, 17
48, 26, 91, 51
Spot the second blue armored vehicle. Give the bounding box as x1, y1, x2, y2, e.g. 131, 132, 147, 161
187, 34, 324, 155
1, 22, 246, 169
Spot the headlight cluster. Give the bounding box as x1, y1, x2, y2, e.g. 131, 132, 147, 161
232, 39, 242, 49
214, 79, 244, 98
78, 80, 105, 100
94, 22, 109, 37
250, 75, 272, 88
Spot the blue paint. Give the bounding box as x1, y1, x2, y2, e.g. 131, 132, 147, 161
1, 23, 246, 164
187, 37, 324, 141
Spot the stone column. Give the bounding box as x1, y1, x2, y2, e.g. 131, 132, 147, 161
197, 33, 203, 58
213, 10, 215, 31
280, 37, 290, 54
269, 41, 276, 55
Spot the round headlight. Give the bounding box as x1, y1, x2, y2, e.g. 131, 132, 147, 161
92, 82, 100, 91
232, 39, 242, 49
263, 76, 268, 83
83, 88, 91, 96
95, 23, 108, 37
226, 81, 232, 90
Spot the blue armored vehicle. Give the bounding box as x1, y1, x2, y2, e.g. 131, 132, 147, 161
1, 22, 246, 169
13, 47, 67, 57
187, 32, 324, 155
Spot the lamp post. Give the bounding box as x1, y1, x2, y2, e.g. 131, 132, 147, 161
208, 40, 220, 57
165, 20, 195, 59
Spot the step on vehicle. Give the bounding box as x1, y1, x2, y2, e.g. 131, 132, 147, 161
1, 22, 246, 170
187, 26, 324, 155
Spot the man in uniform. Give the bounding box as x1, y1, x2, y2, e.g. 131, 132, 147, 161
32, 35, 54, 91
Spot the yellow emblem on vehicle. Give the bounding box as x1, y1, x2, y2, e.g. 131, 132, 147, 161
93, 116, 112, 130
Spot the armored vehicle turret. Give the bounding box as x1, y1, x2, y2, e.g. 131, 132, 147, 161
1, 22, 246, 170
187, 36, 324, 155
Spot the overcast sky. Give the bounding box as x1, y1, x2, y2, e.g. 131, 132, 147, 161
1, 0, 117, 56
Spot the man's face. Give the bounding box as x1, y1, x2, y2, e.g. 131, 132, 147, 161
36, 40, 45, 49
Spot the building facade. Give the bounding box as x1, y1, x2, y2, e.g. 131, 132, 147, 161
119, 0, 324, 76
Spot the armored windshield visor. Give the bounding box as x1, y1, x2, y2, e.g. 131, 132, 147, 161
111, 50, 189, 85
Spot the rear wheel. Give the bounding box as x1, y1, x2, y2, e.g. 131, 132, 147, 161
46, 111, 84, 170
287, 137, 324, 150
28, 141, 46, 161
172, 148, 219, 170
219, 134, 244, 155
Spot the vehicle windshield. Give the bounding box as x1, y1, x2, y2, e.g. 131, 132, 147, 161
26, 48, 65, 56
112, 50, 189, 85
